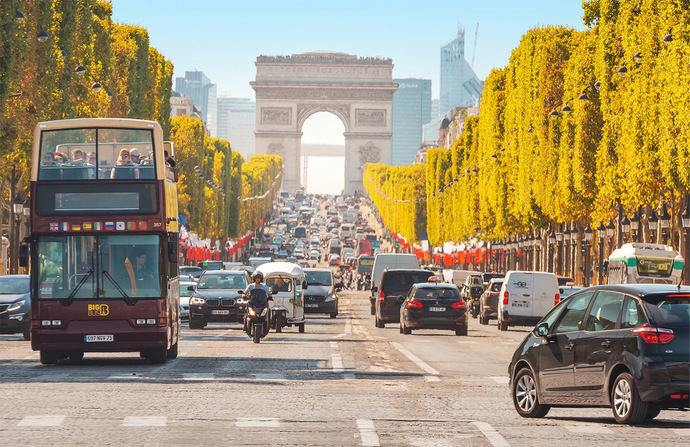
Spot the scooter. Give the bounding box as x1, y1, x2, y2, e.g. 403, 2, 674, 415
242, 288, 272, 343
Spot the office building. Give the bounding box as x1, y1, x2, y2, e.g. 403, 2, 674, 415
217, 97, 256, 158
175, 71, 218, 137
391, 78, 431, 166
440, 27, 483, 115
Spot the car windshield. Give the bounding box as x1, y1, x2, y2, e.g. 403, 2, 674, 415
180, 285, 195, 297
643, 294, 690, 328
414, 288, 460, 300
306, 271, 332, 286
36, 234, 161, 299
180, 266, 203, 276
382, 272, 432, 294
197, 274, 247, 290
0, 277, 30, 294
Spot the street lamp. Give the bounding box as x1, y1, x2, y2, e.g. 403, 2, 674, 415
74, 65, 86, 76
621, 215, 630, 240
37, 29, 49, 43
91, 82, 102, 93
583, 224, 593, 286
648, 210, 658, 233
659, 204, 670, 230
15, 10, 25, 23
597, 222, 606, 284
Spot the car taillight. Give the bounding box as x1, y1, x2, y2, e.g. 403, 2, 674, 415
378, 289, 385, 302
406, 300, 423, 308
632, 325, 675, 344
503, 291, 509, 305
452, 301, 465, 309
554, 293, 560, 306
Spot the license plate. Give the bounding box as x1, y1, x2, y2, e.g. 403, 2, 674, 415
84, 334, 113, 343
305, 303, 318, 308
429, 307, 445, 312
211, 310, 230, 315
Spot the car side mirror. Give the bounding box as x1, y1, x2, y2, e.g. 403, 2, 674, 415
237, 290, 245, 294
19, 244, 29, 268
536, 322, 549, 337
187, 285, 195, 291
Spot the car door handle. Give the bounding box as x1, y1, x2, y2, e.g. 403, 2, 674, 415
601, 340, 611, 349
565, 342, 574, 351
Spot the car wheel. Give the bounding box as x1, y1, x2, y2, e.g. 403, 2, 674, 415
189, 319, 202, 330
330, 312, 337, 319
455, 327, 468, 336
611, 372, 648, 424
403, 324, 411, 335
375, 316, 385, 328
167, 342, 178, 359
298, 323, 305, 333
498, 319, 508, 331
645, 405, 661, 421
370, 301, 375, 315
512, 368, 550, 418
22, 327, 31, 341
40, 350, 60, 365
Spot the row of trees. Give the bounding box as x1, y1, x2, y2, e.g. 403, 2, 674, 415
1, 0, 173, 216
370, 0, 689, 249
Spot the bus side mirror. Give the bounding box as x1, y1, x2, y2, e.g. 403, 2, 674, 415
168, 240, 178, 263
19, 244, 29, 268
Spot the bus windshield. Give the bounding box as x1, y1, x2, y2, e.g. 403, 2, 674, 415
39, 127, 155, 181
36, 234, 161, 300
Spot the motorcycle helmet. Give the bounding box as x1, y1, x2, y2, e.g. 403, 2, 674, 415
252, 272, 264, 282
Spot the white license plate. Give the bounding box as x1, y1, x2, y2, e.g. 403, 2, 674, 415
429, 307, 446, 312
305, 303, 319, 308
84, 334, 113, 343
211, 310, 230, 315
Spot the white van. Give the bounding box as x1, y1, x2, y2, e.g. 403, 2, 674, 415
497, 271, 559, 331
369, 253, 420, 314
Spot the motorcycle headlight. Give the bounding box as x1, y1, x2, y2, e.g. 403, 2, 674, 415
248, 307, 256, 316
260, 308, 268, 316
190, 297, 206, 305
7, 300, 26, 313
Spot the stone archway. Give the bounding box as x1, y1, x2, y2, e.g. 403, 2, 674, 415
251, 52, 398, 194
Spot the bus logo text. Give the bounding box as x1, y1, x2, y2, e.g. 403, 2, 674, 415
88, 304, 110, 317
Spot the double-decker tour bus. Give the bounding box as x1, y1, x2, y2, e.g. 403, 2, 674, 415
26, 118, 180, 364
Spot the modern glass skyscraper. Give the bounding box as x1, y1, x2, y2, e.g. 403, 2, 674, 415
440, 27, 483, 115
217, 97, 256, 158
391, 78, 431, 166
175, 71, 218, 137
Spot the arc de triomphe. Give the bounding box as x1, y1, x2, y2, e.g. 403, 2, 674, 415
251, 52, 398, 194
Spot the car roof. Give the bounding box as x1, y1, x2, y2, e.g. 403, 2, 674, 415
580, 284, 690, 297
200, 271, 246, 276
383, 269, 432, 274
414, 282, 458, 289
304, 268, 332, 273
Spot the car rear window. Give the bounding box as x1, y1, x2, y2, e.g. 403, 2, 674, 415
642, 294, 690, 328
382, 271, 432, 294
415, 288, 460, 300
489, 281, 503, 292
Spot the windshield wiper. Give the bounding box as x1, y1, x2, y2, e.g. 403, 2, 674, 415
62, 269, 93, 306
102, 270, 136, 305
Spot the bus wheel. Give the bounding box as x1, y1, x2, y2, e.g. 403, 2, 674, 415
298, 323, 305, 333
167, 342, 178, 359
147, 348, 167, 364
40, 350, 60, 365
68, 351, 84, 363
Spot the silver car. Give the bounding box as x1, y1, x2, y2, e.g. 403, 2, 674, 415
179, 281, 196, 320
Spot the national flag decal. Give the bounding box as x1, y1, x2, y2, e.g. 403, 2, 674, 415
127, 221, 135, 230
94, 222, 102, 231
105, 222, 114, 231
83, 222, 92, 231
61, 222, 69, 231
138, 221, 147, 230
116, 221, 125, 231
49, 222, 59, 232
72, 224, 81, 231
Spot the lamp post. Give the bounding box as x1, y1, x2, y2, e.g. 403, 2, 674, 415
583, 224, 593, 286
658, 204, 670, 245
548, 230, 556, 273
621, 216, 631, 243
563, 226, 571, 277
556, 228, 564, 276
648, 210, 658, 243
630, 209, 640, 242
597, 222, 606, 284
682, 194, 690, 284
10, 197, 24, 275
570, 224, 579, 280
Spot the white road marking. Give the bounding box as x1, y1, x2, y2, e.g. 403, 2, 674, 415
332, 333, 347, 339
108, 374, 145, 380
490, 376, 510, 385
330, 341, 344, 373
235, 418, 280, 427
344, 318, 352, 334
343, 373, 356, 380
471, 421, 510, 447
390, 342, 440, 376
18, 415, 65, 427
356, 419, 380, 446
122, 416, 167, 427
253, 373, 286, 381
183, 373, 214, 381
456, 340, 477, 344
424, 375, 441, 382
565, 425, 613, 434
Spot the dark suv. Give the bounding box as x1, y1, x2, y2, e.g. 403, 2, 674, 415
188, 271, 249, 329
479, 278, 503, 325
508, 284, 689, 424
373, 269, 433, 328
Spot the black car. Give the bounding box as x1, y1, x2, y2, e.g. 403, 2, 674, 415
0, 275, 31, 340
303, 268, 342, 318
508, 284, 689, 424
188, 271, 249, 329
479, 278, 503, 325
180, 265, 203, 278
373, 269, 433, 328
399, 283, 468, 336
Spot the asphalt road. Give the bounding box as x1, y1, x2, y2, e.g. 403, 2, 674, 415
0, 289, 688, 446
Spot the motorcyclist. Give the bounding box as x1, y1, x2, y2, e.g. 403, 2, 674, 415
243, 272, 271, 331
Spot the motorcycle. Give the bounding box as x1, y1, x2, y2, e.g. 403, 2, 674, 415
470, 298, 480, 318
242, 288, 272, 343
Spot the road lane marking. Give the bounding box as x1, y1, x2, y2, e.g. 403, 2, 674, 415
390, 342, 440, 376
490, 376, 509, 385
183, 373, 214, 381
18, 415, 65, 427
122, 416, 167, 427
471, 421, 510, 447
356, 419, 380, 446
235, 418, 280, 427
330, 341, 344, 373
108, 373, 146, 380
343, 373, 356, 380
253, 373, 286, 381
565, 425, 613, 434
424, 375, 441, 382
344, 318, 352, 334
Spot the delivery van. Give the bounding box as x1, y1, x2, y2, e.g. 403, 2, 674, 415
369, 253, 420, 314
497, 271, 559, 331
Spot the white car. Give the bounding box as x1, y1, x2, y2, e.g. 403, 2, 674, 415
309, 249, 320, 260
179, 281, 196, 320
497, 271, 559, 331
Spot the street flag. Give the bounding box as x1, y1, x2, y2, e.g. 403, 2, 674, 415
105, 222, 115, 231
116, 221, 125, 231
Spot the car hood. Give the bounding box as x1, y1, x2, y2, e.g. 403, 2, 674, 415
305, 284, 333, 296
0, 293, 29, 304
193, 289, 242, 299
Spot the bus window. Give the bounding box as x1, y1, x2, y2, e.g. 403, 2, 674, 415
637, 258, 673, 277
98, 128, 154, 180
39, 129, 96, 181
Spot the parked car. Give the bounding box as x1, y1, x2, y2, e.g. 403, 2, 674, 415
304, 268, 342, 318
188, 271, 249, 329
369, 253, 420, 315
479, 279, 504, 325
498, 271, 560, 331
0, 275, 31, 340
400, 282, 468, 335
509, 284, 689, 424
179, 280, 196, 320
374, 269, 434, 328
